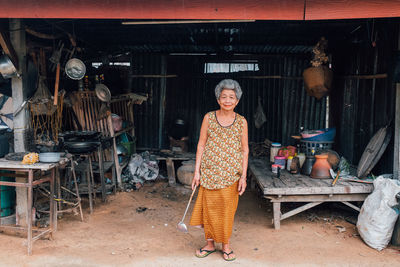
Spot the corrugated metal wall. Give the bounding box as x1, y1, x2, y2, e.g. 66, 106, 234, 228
330, 21, 398, 173
131, 53, 164, 150
132, 22, 398, 176
164, 55, 326, 151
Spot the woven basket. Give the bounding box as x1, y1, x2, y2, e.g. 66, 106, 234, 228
303, 65, 333, 100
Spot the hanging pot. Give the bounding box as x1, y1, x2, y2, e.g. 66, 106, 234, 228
303, 65, 333, 100
0, 54, 18, 79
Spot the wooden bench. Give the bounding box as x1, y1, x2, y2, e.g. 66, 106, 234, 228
248, 158, 374, 230
156, 152, 195, 185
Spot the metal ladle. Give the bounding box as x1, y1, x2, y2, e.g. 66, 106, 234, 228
177, 185, 197, 233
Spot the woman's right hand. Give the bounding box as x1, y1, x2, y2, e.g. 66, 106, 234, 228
192, 172, 200, 190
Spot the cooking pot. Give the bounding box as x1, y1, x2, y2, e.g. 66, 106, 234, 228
0, 54, 18, 79
64, 142, 99, 154
59, 131, 101, 142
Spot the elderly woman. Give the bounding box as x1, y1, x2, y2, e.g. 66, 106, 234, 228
189, 79, 249, 261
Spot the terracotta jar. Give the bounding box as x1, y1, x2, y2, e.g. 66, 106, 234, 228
310, 154, 331, 179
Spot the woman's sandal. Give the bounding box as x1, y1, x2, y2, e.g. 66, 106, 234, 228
195, 248, 216, 258
223, 250, 236, 261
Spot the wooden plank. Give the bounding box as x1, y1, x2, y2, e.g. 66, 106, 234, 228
249, 158, 373, 195
280, 202, 322, 221
166, 158, 176, 186
264, 185, 372, 195
267, 194, 368, 202
394, 83, 400, 179
273, 202, 281, 230
0, 31, 19, 70
341, 201, 361, 212
306, 0, 400, 20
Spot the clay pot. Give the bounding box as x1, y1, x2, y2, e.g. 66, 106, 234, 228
177, 160, 195, 186
310, 154, 331, 179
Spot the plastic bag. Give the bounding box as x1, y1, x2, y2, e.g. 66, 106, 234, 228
357, 176, 400, 250
254, 97, 266, 129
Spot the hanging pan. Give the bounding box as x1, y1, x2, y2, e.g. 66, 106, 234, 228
65, 58, 86, 80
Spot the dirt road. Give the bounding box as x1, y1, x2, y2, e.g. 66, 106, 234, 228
0, 180, 398, 266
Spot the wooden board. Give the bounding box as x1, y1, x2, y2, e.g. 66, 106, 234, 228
0, 158, 68, 171
249, 158, 374, 196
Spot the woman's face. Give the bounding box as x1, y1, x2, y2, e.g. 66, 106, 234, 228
217, 89, 239, 111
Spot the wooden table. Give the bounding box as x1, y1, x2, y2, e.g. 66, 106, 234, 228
156, 153, 195, 185
248, 158, 374, 230
0, 158, 67, 255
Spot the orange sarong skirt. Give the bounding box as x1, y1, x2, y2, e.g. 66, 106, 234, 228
189, 181, 239, 244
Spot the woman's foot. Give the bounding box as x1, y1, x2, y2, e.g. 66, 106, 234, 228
222, 244, 236, 261
195, 241, 216, 258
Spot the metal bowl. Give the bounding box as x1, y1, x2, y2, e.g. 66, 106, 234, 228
39, 152, 61, 163
65, 58, 86, 80
0, 54, 18, 79
95, 84, 111, 102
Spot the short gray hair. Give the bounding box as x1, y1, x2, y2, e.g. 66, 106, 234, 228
215, 79, 242, 100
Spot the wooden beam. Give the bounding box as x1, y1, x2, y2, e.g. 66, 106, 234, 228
0, 31, 19, 70
131, 74, 177, 78
341, 73, 387, 80
395, 83, 400, 179
280, 202, 322, 220
0, 0, 305, 20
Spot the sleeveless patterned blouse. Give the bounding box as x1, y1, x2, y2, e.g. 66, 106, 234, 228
200, 111, 244, 190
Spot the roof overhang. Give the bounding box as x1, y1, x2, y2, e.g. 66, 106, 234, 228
0, 0, 399, 20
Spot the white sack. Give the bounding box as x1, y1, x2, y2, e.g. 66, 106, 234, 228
357, 176, 400, 251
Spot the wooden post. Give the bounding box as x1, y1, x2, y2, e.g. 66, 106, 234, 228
10, 19, 29, 227
394, 29, 400, 180
159, 55, 167, 149
394, 83, 400, 179
166, 158, 176, 186
273, 202, 281, 230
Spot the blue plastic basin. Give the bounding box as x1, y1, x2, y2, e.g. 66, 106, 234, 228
302, 128, 336, 141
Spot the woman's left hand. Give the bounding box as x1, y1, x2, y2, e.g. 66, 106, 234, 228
238, 177, 247, 196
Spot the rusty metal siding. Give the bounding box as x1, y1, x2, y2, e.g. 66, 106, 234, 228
331, 21, 398, 173
131, 53, 163, 150
164, 55, 326, 151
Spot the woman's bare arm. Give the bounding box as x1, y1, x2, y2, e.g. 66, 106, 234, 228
238, 118, 249, 195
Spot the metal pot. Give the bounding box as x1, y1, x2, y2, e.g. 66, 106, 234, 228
39, 152, 61, 163
0, 54, 18, 79
64, 142, 98, 154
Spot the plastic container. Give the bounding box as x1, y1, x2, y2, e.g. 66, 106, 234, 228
300, 140, 333, 156
121, 139, 136, 156
0, 172, 15, 217
297, 153, 306, 168
270, 143, 281, 163
271, 164, 281, 174
274, 156, 286, 169
287, 156, 293, 170
302, 128, 336, 142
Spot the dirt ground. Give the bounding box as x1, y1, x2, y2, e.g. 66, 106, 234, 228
0, 179, 399, 267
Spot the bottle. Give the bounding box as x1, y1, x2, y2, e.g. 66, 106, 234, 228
297, 153, 306, 168
270, 143, 281, 163
287, 156, 293, 171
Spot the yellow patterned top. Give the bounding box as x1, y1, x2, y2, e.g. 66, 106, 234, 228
200, 111, 244, 190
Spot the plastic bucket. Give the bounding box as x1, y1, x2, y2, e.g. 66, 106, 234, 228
121, 137, 136, 156
0, 173, 15, 217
